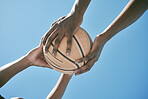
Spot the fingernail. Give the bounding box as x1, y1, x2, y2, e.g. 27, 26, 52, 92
66, 50, 70, 56
75, 61, 78, 64
75, 73, 79, 76
52, 52, 55, 57
66, 52, 70, 56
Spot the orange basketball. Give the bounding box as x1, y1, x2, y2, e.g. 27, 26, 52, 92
43, 27, 92, 74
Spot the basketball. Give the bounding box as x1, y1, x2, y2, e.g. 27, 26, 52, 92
43, 27, 92, 74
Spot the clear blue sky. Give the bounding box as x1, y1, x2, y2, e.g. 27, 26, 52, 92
0, 0, 148, 99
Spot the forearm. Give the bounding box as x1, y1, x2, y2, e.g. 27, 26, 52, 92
100, 0, 148, 42
68, 0, 91, 17
0, 56, 30, 88
46, 74, 72, 99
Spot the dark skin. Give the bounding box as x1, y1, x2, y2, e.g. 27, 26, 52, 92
43, 0, 148, 76
42, 0, 91, 56
74, 0, 148, 75
43, 15, 82, 56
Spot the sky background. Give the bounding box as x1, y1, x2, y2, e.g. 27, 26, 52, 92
0, 0, 148, 99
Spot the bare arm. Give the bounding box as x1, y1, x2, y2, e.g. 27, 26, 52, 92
0, 41, 72, 98
69, 0, 91, 17
46, 74, 72, 99
0, 56, 30, 88
0, 42, 51, 88
75, 0, 148, 75
101, 0, 148, 41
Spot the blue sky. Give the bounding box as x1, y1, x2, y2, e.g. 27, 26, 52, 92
0, 0, 148, 99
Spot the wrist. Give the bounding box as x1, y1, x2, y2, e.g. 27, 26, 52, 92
67, 13, 83, 22
67, 8, 83, 19
96, 33, 109, 44
69, 0, 91, 17
24, 55, 33, 67
63, 73, 73, 78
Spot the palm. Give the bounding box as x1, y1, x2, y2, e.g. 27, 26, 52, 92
27, 45, 52, 68
75, 35, 106, 75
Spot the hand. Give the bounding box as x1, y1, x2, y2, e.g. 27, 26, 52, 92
74, 34, 107, 76
26, 38, 52, 68
43, 13, 83, 56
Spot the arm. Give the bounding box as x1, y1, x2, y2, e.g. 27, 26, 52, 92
101, 0, 148, 41
69, 0, 91, 17
43, 0, 91, 56
75, 0, 148, 75
0, 56, 30, 88
46, 74, 72, 99
0, 42, 51, 88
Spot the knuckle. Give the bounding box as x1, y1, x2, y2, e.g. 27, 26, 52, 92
47, 36, 51, 41
48, 35, 55, 41
55, 38, 60, 44
41, 36, 44, 40
84, 56, 89, 61
46, 39, 51, 46
79, 59, 83, 63
45, 46, 49, 51
53, 48, 57, 53
42, 39, 46, 44
46, 44, 50, 48
67, 39, 72, 44
51, 22, 56, 26
81, 58, 85, 62
66, 48, 71, 52
44, 33, 48, 39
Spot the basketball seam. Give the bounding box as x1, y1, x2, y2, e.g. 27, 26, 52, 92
45, 55, 61, 67
48, 51, 63, 63
46, 57, 76, 71
51, 43, 80, 69
73, 35, 85, 65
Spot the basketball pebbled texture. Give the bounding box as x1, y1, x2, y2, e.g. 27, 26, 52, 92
43, 27, 92, 74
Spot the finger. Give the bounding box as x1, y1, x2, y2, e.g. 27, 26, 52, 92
43, 24, 58, 45
52, 33, 64, 56
51, 21, 57, 27
75, 58, 96, 76
66, 34, 73, 56
45, 28, 59, 53
75, 52, 95, 63
40, 37, 44, 46
51, 16, 66, 27
39, 58, 53, 69
57, 16, 66, 22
